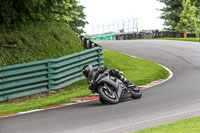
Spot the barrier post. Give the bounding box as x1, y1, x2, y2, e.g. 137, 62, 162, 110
47, 60, 54, 91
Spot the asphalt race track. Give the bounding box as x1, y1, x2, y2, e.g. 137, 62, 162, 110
1, 40, 200, 133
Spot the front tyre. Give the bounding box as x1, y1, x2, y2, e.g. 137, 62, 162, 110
98, 86, 119, 104
99, 98, 106, 104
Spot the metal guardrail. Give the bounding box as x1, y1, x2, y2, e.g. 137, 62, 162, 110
78, 34, 100, 49
0, 46, 104, 102
90, 34, 116, 41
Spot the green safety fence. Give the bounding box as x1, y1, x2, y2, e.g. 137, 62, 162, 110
90, 34, 116, 40
0, 46, 104, 102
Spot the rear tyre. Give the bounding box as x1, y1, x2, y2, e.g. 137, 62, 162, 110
98, 85, 119, 104
131, 86, 142, 99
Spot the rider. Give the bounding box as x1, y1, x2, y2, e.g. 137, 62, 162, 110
82, 65, 136, 89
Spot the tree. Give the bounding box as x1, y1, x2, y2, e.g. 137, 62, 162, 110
0, 0, 55, 25
157, 0, 200, 30
157, 0, 183, 30
0, 0, 87, 34
52, 0, 88, 33
176, 0, 196, 32
176, 0, 200, 38
196, 14, 200, 38
194, 8, 200, 38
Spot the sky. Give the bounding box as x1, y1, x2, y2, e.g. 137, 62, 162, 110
79, 0, 165, 35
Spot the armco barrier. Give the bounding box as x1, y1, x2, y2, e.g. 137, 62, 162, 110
90, 34, 116, 40
78, 35, 99, 49
0, 46, 103, 102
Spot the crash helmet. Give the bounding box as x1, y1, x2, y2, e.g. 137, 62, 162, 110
119, 71, 124, 76
82, 65, 93, 78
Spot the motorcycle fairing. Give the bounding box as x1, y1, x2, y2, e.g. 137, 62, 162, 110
96, 75, 125, 98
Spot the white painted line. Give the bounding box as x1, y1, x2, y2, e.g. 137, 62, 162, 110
128, 55, 174, 90
20, 109, 44, 114
153, 63, 174, 87
0, 51, 173, 119
103, 49, 174, 90
98, 107, 200, 133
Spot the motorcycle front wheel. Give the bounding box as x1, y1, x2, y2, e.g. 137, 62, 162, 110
99, 98, 106, 104
98, 85, 119, 104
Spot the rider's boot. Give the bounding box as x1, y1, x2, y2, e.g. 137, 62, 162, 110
121, 77, 136, 89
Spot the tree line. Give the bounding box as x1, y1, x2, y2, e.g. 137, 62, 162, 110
0, 0, 88, 33
158, 0, 200, 38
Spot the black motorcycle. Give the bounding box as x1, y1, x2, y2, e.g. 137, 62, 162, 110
87, 68, 142, 104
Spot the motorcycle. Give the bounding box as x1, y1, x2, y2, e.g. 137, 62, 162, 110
87, 68, 142, 104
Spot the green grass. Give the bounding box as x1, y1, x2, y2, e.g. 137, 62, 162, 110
0, 50, 169, 115
0, 21, 84, 66
0, 81, 89, 115
135, 117, 200, 133
131, 38, 200, 42
96, 38, 200, 42
154, 38, 200, 42
103, 51, 169, 85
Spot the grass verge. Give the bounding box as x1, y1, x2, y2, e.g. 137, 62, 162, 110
130, 38, 200, 42
0, 21, 84, 66
103, 51, 169, 85
0, 50, 169, 115
154, 38, 200, 42
135, 117, 200, 133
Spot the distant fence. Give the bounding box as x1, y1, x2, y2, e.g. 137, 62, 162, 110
0, 46, 104, 102
116, 31, 198, 40
88, 31, 197, 40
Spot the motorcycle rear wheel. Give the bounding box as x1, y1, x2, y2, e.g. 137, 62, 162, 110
131, 86, 142, 99
98, 86, 119, 104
